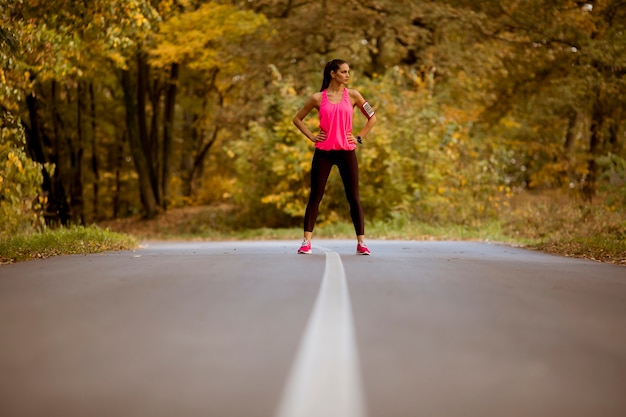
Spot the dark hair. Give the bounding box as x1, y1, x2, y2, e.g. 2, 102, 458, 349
320, 59, 349, 91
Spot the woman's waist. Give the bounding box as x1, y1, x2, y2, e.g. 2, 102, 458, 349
315, 135, 356, 151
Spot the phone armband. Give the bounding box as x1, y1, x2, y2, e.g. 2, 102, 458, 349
360, 101, 375, 119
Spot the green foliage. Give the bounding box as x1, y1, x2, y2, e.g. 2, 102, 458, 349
356, 68, 510, 225
2, 0, 159, 84
0, 225, 138, 264
0, 113, 46, 237
230, 72, 311, 227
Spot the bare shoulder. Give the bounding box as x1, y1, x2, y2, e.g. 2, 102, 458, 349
304, 91, 323, 108
348, 88, 366, 105
295, 92, 323, 118
312, 91, 323, 102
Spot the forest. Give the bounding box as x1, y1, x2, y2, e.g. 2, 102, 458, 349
1, 0, 625, 240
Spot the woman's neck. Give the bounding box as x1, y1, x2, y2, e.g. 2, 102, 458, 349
327, 87, 343, 92
327, 81, 344, 93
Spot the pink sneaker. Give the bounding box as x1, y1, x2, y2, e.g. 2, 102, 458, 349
356, 242, 371, 255
298, 239, 312, 254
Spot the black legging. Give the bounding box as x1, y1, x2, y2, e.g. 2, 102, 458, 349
304, 149, 364, 235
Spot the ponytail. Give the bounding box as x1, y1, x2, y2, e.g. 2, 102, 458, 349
320, 59, 348, 91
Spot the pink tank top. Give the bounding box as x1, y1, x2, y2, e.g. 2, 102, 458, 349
317, 88, 355, 151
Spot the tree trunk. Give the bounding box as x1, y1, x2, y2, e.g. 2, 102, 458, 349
73, 82, 85, 224
584, 97, 604, 202
89, 83, 100, 221
25, 87, 70, 226
137, 52, 161, 206
180, 107, 198, 198
608, 107, 622, 155
563, 108, 579, 186
121, 68, 159, 219
162, 63, 179, 209
50, 82, 72, 224
191, 127, 219, 188
150, 79, 162, 206
113, 128, 126, 219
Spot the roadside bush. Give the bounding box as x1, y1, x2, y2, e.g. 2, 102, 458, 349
598, 153, 626, 208
230, 67, 509, 228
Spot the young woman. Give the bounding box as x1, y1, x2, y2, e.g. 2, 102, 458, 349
293, 59, 377, 255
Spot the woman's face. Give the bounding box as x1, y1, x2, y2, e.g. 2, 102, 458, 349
332, 64, 350, 85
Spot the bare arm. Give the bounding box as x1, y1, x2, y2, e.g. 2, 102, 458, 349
349, 89, 377, 144
357, 113, 377, 138
293, 93, 326, 143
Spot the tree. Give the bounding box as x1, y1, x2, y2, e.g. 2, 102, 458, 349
2, 0, 162, 220
149, 1, 268, 200
3, 0, 623, 230
441, 0, 626, 200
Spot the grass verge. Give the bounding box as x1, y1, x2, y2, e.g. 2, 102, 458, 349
3, 192, 624, 266
0, 225, 139, 264
97, 199, 624, 267
498, 192, 626, 266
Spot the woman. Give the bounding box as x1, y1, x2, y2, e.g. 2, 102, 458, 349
293, 59, 377, 255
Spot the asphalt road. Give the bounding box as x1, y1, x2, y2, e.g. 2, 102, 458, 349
0, 240, 625, 417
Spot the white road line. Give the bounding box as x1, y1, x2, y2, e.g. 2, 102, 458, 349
274, 249, 367, 417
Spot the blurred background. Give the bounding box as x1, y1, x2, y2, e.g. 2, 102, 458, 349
1, 1, 624, 259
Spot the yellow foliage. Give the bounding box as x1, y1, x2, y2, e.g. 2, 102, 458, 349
1, 123, 45, 236
149, 3, 267, 70
7, 152, 24, 173
500, 117, 521, 129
